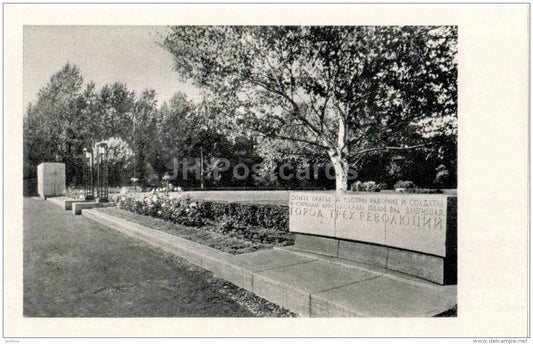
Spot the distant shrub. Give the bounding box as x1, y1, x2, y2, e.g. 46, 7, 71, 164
392, 180, 443, 193
377, 182, 388, 191
403, 188, 443, 194
350, 181, 384, 192
350, 181, 363, 192
434, 164, 450, 187
364, 181, 376, 191
65, 188, 85, 200
394, 180, 417, 190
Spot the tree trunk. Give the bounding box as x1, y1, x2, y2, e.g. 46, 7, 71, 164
328, 117, 349, 192
330, 153, 349, 191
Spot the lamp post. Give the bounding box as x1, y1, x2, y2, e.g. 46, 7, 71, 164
83, 147, 94, 200
132, 111, 137, 193
162, 173, 171, 191
96, 142, 109, 202
200, 145, 204, 189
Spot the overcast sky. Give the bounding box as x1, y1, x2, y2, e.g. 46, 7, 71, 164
23, 25, 201, 110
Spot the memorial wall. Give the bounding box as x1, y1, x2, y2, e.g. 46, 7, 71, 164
289, 191, 455, 257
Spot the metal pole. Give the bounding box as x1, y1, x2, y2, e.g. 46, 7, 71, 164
103, 147, 108, 201
133, 111, 136, 193
200, 146, 204, 189
83, 152, 88, 197
90, 151, 94, 198
97, 148, 101, 199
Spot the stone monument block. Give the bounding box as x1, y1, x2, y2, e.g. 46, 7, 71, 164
37, 162, 66, 198
335, 193, 387, 246
289, 192, 336, 238
289, 191, 457, 284
383, 194, 448, 257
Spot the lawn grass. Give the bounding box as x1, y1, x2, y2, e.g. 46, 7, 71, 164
98, 207, 273, 255
24, 198, 296, 317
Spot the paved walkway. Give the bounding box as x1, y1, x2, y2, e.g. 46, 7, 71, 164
23, 198, 292, 317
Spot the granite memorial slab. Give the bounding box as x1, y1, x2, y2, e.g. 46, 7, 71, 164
383, 194, 448, 257
335, 193, 387, 246
290, 192, 453, 257
289, 192, 336, 238
289, 191, 457, 284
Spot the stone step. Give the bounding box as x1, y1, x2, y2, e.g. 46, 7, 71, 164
46, 197, 88, 211
275, 246, 447, 289
72, 202, 99, 215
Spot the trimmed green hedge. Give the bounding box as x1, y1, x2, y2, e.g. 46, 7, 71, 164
112, 193, 291, 245
198, 200, 288, 229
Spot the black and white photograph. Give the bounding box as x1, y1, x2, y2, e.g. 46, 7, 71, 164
23, 24, 458, 318
4, 2, 529, 339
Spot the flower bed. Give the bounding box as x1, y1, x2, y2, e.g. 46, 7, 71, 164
112, 192, 293, 246
64, 188, 86, 200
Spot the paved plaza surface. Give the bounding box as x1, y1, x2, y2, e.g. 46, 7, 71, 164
23, 198, 291, 317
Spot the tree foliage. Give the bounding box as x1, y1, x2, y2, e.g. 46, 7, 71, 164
97, 82, 136, 140
162, 26, 457, 190
24, 27, 458, 193
24, 63, 86, 184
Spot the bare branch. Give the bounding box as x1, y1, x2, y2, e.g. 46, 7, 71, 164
354, 144, 427, 156
346, 128, 368, 147
280, 150, 329, 160
350, 154, 368, 168
258, 132, 330, 150
252, 78, 325, 138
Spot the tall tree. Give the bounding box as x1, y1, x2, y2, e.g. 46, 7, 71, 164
132, 89, 159, 186
157, 91, 197, 162
23, 63, 87, 184
97, 82, 136, 139
162, 26, 457, 190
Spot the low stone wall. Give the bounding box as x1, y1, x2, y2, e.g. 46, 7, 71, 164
289, 192, 457, 284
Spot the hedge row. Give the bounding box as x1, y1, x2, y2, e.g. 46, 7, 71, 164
198, 200, 288, 230
111, 193, 291, 244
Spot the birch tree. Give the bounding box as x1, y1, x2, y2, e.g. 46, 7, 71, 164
162, 26, 457, 190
